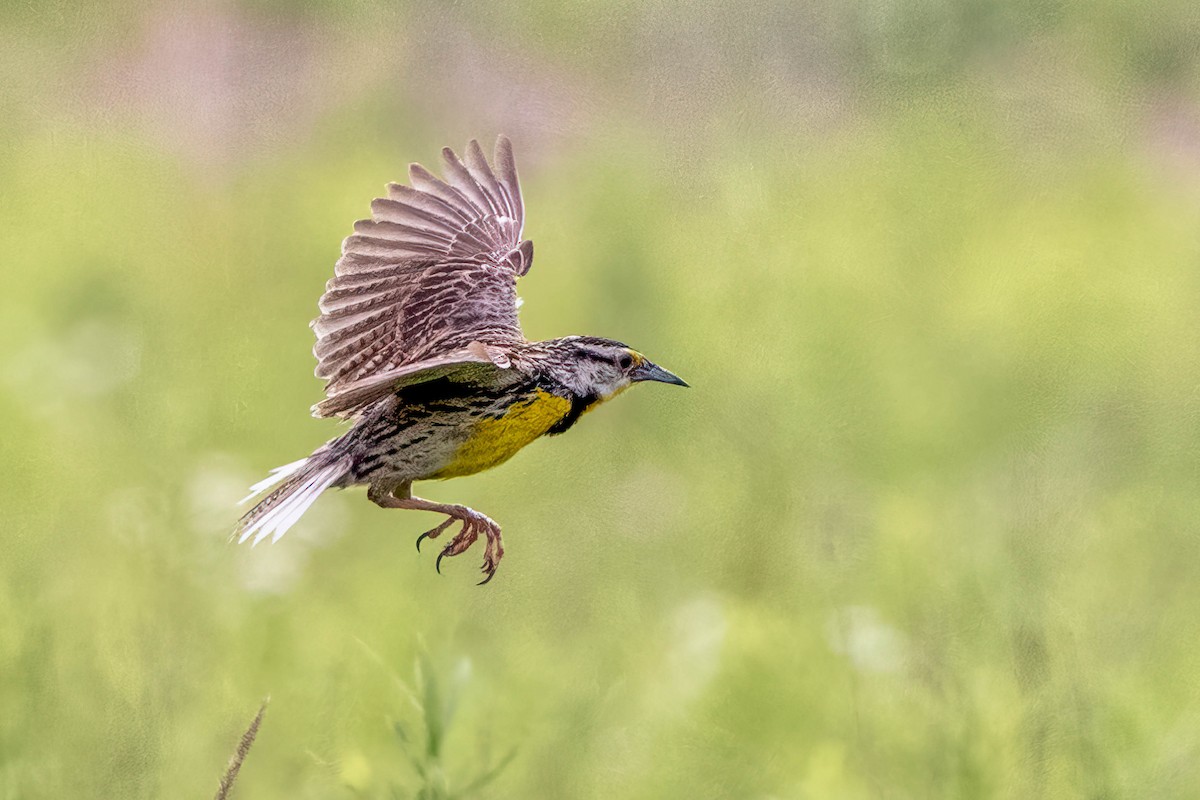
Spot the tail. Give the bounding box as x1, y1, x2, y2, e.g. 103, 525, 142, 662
234, 449, 351, 546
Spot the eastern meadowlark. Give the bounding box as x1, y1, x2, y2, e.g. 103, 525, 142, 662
235, 136, 686, 583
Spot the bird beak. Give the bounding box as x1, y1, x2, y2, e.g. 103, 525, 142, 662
631, 360, 689, 387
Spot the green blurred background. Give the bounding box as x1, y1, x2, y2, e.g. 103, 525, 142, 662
5, 1, 1200, 797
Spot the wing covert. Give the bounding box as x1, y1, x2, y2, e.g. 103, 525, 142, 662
311, 347, 515, 419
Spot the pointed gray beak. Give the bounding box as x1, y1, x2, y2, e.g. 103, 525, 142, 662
631, 360, 689, 387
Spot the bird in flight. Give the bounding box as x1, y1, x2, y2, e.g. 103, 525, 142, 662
235, 136, 686, 584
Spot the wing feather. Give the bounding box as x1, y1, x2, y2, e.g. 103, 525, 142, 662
407, 163, 475, 216
382, 184, 472, 226
464, 139, 508, 217
311, 349, 512, 419
311, 135, 532, 418
440, 147, 498, 216
492, 137, 521, 219
352, 219, 455, 245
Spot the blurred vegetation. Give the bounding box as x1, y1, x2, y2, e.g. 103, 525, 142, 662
4, 0, 1200, 798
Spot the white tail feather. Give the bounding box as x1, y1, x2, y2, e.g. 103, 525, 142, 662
235, 458, 347, 545
239, 458, 310, 504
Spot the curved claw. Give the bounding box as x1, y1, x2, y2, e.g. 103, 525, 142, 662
415, 517, 457, 553
477, 569, 496, 586
436, 551, 447, 575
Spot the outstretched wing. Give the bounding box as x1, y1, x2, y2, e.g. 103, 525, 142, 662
311, 136, 534, 418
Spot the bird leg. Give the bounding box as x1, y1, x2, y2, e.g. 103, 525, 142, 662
368, 485, 505, 584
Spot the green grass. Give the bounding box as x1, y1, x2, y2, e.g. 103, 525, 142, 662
5, 2, 1200, 797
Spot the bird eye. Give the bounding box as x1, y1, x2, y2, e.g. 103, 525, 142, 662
617, 353, 633, 370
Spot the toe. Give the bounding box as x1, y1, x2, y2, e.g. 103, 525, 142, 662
415, 517, 457, 552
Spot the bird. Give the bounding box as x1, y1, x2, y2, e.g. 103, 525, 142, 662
234, 136, 687, 584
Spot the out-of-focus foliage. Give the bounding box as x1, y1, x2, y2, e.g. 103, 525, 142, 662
4, 1, 1200, 797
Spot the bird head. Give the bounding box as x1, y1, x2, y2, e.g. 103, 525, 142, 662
548, 336, 688, 399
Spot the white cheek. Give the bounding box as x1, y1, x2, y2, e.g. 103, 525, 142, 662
601, 377, 633, 399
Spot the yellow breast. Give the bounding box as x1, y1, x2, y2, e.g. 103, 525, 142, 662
431, 390, 572, 479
